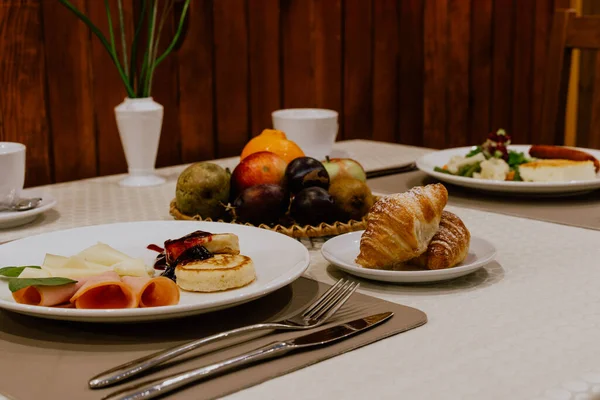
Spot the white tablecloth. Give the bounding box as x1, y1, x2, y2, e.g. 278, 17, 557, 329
1, 139, 596, 399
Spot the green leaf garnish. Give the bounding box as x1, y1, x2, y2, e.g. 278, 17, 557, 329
466, 146, 482, 158
512, 166, 523, 181
434, 166, 453, 175
464, 162, 482, 177
8, 277, 77, 293
507, 150, 530, 168
0, 266, 42, 278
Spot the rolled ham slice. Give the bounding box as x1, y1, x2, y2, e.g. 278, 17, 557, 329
12, 282, 79, 307
121, 276, 180, 307
70, 271, 138, 309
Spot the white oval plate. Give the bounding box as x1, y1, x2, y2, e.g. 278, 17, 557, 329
0, 221, 310, 322
321, 231, 496, 283
0, 193, 57, 229
416, 145, 600, 195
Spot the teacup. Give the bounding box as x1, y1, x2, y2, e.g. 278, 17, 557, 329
0, 142, 26, 204
272, 108, 338, 161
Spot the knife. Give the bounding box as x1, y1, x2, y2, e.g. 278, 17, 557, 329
102, 312, 393, 400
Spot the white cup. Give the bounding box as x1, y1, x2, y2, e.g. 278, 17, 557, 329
272, 108, 338, 161
0, 142, 26, 204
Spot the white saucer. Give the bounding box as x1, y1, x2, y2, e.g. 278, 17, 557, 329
0, 194, 57, 229
321, 231, 497, 283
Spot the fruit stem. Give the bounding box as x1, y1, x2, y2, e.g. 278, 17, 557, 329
325, 156, 330, 162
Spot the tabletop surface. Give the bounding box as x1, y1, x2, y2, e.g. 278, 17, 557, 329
1, 139, 598, 400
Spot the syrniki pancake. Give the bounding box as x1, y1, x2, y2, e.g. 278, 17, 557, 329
175, 254, 256, 292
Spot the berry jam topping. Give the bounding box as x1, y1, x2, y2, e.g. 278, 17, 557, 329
175, 245, 213, 266
158, 245, 214, 282
482, 129, 511, 161
153, 253, 167, 270
147, 244, 164, 253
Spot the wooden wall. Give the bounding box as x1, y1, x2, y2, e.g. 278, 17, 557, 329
0, 0, 566, 186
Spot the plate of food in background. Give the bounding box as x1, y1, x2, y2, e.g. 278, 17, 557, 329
322, 184, 497, 283
416, 129, 600, 195
0, 221, 309, 322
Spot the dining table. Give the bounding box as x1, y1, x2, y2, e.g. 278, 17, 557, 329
2, 139, 600, 400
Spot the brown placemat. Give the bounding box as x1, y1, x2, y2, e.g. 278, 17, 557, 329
369, 171, 600, 231
0, 277, 426, 400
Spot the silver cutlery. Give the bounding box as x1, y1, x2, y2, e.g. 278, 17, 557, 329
102, 311, 393, 400
90, 278, 360, 389
0, 197, 42, 212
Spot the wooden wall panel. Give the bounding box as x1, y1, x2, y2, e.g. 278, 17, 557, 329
0, 1, 52, 186
398, 0, 424, 146
311, 1, 342, 118
213, 0, 249, 157
446, 0, 471, 148
469, 0, 493, 144
248, 0, 281, 137
577, 0, 600, 148
87, 0, 131, 176
179, 0, 215, 163
281, 0, 312, 108
372, 0, 399, 143
511, 0, 536, 143
42, 1, 97, 182
423, 0, 448, 148
343, 0, 373, 140
531, 0, 557, 144
491, 0, 516, 135
1, 0, 580, 185
152, 12, 182, 168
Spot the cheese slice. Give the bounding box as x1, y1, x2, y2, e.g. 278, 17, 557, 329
112, 258, 152, 277
19, 267, 52, 279
42, 256, 113, 279
43, 254, 69, 268
77, 243, 133, 266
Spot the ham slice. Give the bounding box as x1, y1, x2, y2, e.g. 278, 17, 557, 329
121, 276, 180, 307
12, 282, 79, 307
70, 271, 138, 309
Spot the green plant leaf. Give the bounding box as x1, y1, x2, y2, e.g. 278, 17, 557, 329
0, 266, 42, 278
59, 0, 135, 97
8, 277, 77, 293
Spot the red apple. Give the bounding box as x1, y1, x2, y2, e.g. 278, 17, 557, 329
322, 157, 367, 182
231, 151, 287, 195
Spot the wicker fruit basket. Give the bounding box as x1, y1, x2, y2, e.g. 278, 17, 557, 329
169, 199, 374, 239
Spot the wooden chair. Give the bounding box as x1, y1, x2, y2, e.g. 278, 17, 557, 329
541, 9, 600, 147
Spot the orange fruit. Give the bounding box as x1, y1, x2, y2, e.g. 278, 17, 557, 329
241, 129, 305, 163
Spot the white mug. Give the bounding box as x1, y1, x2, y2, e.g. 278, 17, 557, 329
0, 142, 26, 204
272, 108, 338, 161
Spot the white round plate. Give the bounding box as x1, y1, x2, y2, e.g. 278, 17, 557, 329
321, 231, 496, 283
0, 221, 309, 322
416, 145, 600, 195
0, 193, 57, 229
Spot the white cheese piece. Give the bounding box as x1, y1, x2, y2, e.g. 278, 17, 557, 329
18, 267, 51, 279
43, 254, 68, 268
42, 256, 112, 279
112, 258, 152, 277
77, 243, 133, 266
447, 152, 486, 174
473, 158, 510, 180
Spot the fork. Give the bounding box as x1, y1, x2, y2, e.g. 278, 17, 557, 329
89, 278, 359, 389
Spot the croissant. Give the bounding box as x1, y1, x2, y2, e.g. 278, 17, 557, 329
356, 184, 448, 269
409, 211, 470, 270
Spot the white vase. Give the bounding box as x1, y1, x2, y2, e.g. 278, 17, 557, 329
114, 97, 166, 187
